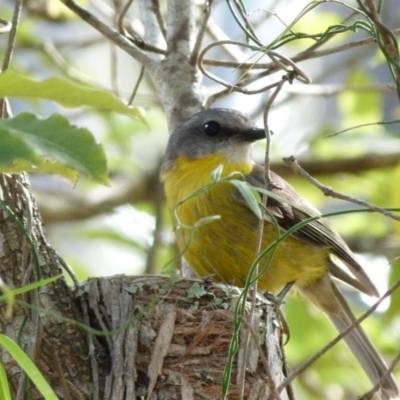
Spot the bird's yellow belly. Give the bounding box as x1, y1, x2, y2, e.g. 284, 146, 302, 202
162, 158, 328, 294
175, 197, 326, 293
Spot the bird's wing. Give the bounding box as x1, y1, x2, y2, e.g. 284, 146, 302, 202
239, 164, 378, 297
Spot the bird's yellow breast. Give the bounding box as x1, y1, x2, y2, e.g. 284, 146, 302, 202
161, 153, 328, 294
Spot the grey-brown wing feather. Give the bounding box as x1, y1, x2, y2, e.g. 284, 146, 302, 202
241, 164, 378, 297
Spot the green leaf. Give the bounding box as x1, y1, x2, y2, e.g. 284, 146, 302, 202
0, 281, 14, 319
0, 275, 62, 318
0, 71, 145, 123
230, 180, 262, 219
0, 360, 11, 400
193, 215, 221, 228
0, 113, 108, 184
211, 165, 223, 181
0, 132, 38, 164
0, 275, 62, 302
0, 335, 58, 400
1, 159, 78, 183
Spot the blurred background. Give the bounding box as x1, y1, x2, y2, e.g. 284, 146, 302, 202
2, 0, 400, 398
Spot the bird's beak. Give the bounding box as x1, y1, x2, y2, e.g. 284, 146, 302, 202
242, 128, 266, 142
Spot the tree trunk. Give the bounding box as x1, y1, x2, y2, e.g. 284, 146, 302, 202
0, 174, 92, 399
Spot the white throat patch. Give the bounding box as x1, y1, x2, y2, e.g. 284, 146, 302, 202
220, 142, 252, 164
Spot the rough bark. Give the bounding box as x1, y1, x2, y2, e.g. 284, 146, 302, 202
0, 174, 93, 399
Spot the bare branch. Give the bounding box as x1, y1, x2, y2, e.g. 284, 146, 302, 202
362, 0, 400, 97
283, 156, 400, 222
150, 0, 166, 40
166, 1, 196, 54
283, 83, 396, 96
138, 0, 166, 50
199, 40, 310, 104
190, 0, 213, 65
205, 30, 400, 103
59, 0, 154, 68
2, 0, 22, 71
0, 0, 22, 118
270, 151, 400, 178
36, 171, 160, 224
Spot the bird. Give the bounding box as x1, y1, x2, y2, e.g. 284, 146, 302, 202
160, 108, 398, 399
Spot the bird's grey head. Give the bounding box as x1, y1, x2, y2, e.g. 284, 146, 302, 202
162, 108, 265, 171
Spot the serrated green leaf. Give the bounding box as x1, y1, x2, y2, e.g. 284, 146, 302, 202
0, 71, 145, 123
231, 180, 262, 219
0, 360, 11, 400
0, 335, 58, 400
0, 113, 108, 184
1, 159, 78, 183
0, 130, 38, 164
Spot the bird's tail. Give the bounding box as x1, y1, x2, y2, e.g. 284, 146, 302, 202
300, 274, 399, 400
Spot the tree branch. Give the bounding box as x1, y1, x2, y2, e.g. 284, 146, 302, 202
166, 1, 196, 55
59, 0, 154, 68
138, 0, 166, 50
36, 170, 160, 224
35, 151, 400, 225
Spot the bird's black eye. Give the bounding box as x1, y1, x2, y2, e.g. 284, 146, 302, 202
204, 121, 221, 136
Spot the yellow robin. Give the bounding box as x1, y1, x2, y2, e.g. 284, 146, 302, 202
160, 108, 398, 399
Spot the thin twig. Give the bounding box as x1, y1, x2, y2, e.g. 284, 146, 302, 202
204, 30, 399, 104
361, 0, 400, 98
116, 0, 134, 34
0, 0, 22, 118
360, 347, 400, 399
128, 65, 145, 106
123, 24, 167, 55
190, 0, 213, 65
284, 83, 396, 96
232, 0, 259, 42
326, 119, 400, 137
283, 156, 400, 222
150, 0, 166, 39
59, 0, 153, 68
201, 28, 397, 71
2, 0, 22, 71
278, 278, 400, 391
199, 40, 310, 100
